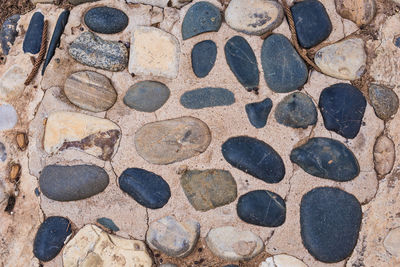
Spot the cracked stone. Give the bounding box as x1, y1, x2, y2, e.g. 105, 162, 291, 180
260, 254, 307, 267
180, 87, 235, 109
369, 84, 399, 120
373, 134, 395, 177
0, 65, 28, 101
335, 0, 376, 27
84, 7, 128, 34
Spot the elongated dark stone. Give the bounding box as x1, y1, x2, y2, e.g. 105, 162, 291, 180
23, 12, 44, 54
0, 15, 20, 55
180, 87, 235, 109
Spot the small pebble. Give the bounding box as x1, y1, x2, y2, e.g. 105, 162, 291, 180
34, 187, 40, 196
369, 84, 399, 120
335, 0, 376, 27
0, 142, 6, 162
191, 40, 217, 78
180, 87, 235, 109
0, 14, 20, 55
84, 7, 128, 34
123, 81, 170, 112
245, 98, 273, 129
374, 135, 395, 177
260, 254, 307, 267
23, 11, 44, 54
96, 217, 120, 232
68, 0, 99, 4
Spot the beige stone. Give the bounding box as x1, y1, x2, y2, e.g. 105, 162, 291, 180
384, 227, 400, 257
260, 254, 308, 267
0, 65, 28, 101
335, 0, 376, 26
126, 0, 169, 7
374, 135, 395, 177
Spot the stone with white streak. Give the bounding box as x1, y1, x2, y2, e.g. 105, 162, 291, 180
0, 65, 28, 101
260, 254, 308, 267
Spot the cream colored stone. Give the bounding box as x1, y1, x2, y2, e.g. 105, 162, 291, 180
260, 254, 308, 267
0, 66, 28, 101
374, 135, 395, 177
384, 227, 400, 257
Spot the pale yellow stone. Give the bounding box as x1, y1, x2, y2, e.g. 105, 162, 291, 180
260, 254, 308, 267
0, 65, 28, 101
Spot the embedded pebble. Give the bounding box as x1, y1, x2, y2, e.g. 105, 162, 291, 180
0, 65, 28, 101
191, 40, 217, 78
369, 84, 399, 120
0, 104, 18, 131
0, 182, 7, 207
135, 117, 211, 165
126, 0, 169, 7
260, 254, 307, 267
222, 136, 285, 184
84, 7, 128, 34
96, 217, 120, 232
23, 11, 44, 54
384, 227, 400, 257
335, 0, 376, 27
146, 216, 200, 258
69, 0, 99, 4
237, 190, 286, 227
0, 14, 20, 55
300, 187, 362, 263
180, 87, 235, 109
0, 142, 6, 162
395, 36, 400, 48
119, 168, 171, 209
123, 81, 170, 112
245, 98, 273, 129
373, 135, 395, 177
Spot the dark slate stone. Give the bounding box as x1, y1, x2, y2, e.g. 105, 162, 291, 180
0, 142, 6, 162
97, 217, 120, 232
221, 136, 285, 184
180, 87, 235, 109
319, 83, 366, 139
182, 1, 222, 40
33, 216, 72, 262
290, 137, 359, 181
84, 7, 128, 34
275, 92, 317, 129
245, 98, 273, 129
119, 168, 171, 209
23, 12, 44, 54
395, 37, 400, 48
39, 164, 109, 201
300, 187, 362, 263
223, 265, 239, 267
291, 0, 332, 48
42, 10, 70, 75
0, 15, 20, 55
237, 190, 286, 227
34, 187, 40, 196
191, 40, 217, 78
225, 36, 259, 92
261, 34, 308, 93
69, 0, 99, 5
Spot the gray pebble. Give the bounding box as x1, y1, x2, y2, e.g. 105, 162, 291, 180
369, 84, 399, 120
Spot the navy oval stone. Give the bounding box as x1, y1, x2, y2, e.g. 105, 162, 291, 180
225, 36, 259, 92
245, 98, 273, 129
237, 190, 286, 227
182, 1, 222, 40
319, 83, 366, 139
119, 168, 171, 209
180, 87, 235, 109
33, 216, 72, 262
0, 14, 20, 55
222, 136, 285, 183
84, 7, 128, 34
261, 34, 308, 93
291, 0, 332, 48
23, 11, 44, 54
191, 40, 217, 78
290, 137, 359, 181
300, 187, 362, 263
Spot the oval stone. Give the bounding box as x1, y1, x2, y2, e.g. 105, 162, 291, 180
0, 14, 20, 55
135, 117, 211, 165
221, 136, 285, 183
245, 98, 273, 129
64, 71, 117, 112
33, 216, 72, 262
374, 135, 395, 177
261, 34, 308, 93
0, 104, 17, 131
191, 40, 217, 78
119, 168, 171, 209
335, 0, 376, 27
180, 87, 235, 109
237, 190, 286, 227
84, 7, 128, 34
369, 84, 399, 120
39, 164, 109, 201
23, 11, 44, 54
290, 137, 359, 181
300, 187, 362, 263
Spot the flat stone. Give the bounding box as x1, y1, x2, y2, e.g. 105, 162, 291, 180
119, 168, 171, 209
315, 38, 366, 80
84, 7, 128, 34
180, 169, 237, 211
221, 136, 285, 183
0, 142, 6, 162
237, 190, 286, 227
0, 104, 17, 131
225, 0, 283, 36
261, 34, 308, 93
260, 255, 307, 267
39, 164, 109, 201
134, 116, 211, 165
146, 216, 200, 258
225, 36, 259, 92
64, 71, 117, 112
275, 92, 317, 129
245, 98, 273, 129
0, 65, 28, 101
191, 40, 217, 78
63, 225, 152, 267
180, 87, 235, 109
69, 31, 128, 71
96, 217, 120, 232
290, 137, 359, 181
129, 26, 180, 79
384, 227, 400, 257
23, 11, 44, 54
335, 0, 376, 26
300, 187, 362, 263
126, 0, 169, 7
33, 216, 72, 262
182, 1, 222, 40
374, 134, 395, 177
291, 0, 332, 48
68, 0, 99, 4
319, 83, 366, 139
206, 226, 264, 261
0, 14, 20, 55
123, 80, 170, 112
43, 111, 121, 160
369, 84, 399, 120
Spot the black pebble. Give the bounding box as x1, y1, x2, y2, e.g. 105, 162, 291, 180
245, 98, 273, 129
191, 40, 217, 78
84, 7, 128, 34
23, 12, 44, 54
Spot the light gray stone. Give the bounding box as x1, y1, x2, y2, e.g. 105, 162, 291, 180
0, 104, 17, 131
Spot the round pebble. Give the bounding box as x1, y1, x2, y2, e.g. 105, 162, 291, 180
369, 84, 399, 120
123, 81, 170, 112
0, 104, 18, 131
84, 6, 128, 34
191, 40, 217, 78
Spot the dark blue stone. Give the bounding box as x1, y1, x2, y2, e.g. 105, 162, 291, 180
245, 98, 273, 129
319, 83, 366, 139
23, 12, 44, 54
222, 136, 285, 184
0, 15, 20, 55
84, 7, 128, 34
180, 87, 235, 109
290, 137, 359, 181
33, 216, 72, 262
237, 190, 286, 227
225, 36, 259, 92
301, 187, 362, 263
395, 37, 400, 48
191, 40, 217, 78
261, 34, 308, 93
34, 187, 40, 196
182, 2, 222, 40
119, 168, 171, 209
223, 265, 239, 267
97, 217, 120, 232
42, 10, 70, 75
291, 0, 332, 48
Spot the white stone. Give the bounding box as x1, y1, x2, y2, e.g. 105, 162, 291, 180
126, 0, 169, 7
384, 227, 400, 257
0, 65, 28, 101
260, 254, 308, 267
0, 104, 17, 131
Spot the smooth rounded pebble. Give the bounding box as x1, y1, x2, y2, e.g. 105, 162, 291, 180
96, 217, 120, 232
0, 104, 18, 131
23, 11, 44, 54
84, 7, 128, 34
0, 65, 28, 101
180, 87, 235, 109
0, 14, 20, 55
245, 98, 273, 129
335, 0, 376, 26
69, 0, 99, 4
369, 84, 399, 120
374, 134, 395, 177
384, 227, 400, 257
260, 254, 308, 267
191, 40, 217, 78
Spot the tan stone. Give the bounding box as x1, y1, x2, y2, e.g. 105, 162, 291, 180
335, 0, 376, 26
260, 254, 308, 267
384, 227, 400, 257
0, 65, 28, 101
374, 135, 395, 177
